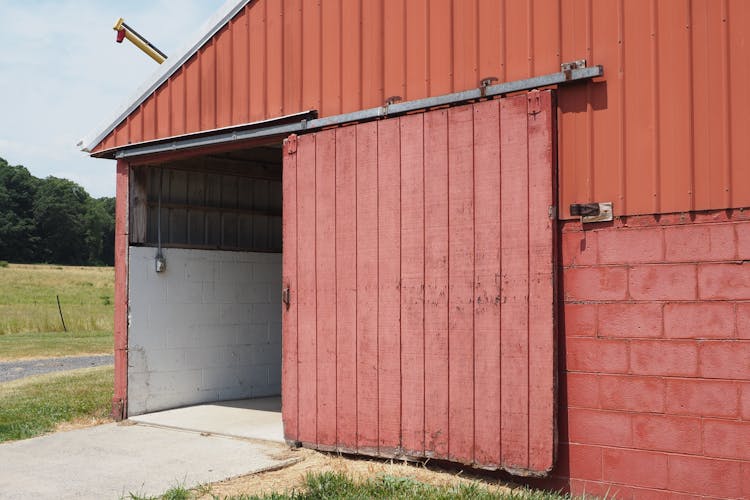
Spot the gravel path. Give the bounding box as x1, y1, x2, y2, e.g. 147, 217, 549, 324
0, 355, 114, 384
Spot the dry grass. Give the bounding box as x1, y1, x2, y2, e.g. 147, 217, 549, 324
0, 263, 113, 335
199, 449, 522, 499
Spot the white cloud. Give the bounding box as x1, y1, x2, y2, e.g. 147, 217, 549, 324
0, 0, 223, 197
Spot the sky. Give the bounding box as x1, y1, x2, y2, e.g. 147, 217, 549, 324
0, 0, 225, 198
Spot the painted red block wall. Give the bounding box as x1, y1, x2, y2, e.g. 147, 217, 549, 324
548, 211, 750, 499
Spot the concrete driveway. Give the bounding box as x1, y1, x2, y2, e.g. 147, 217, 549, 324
0, 405, 295, 499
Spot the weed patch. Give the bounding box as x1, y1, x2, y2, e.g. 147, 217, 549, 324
0, 366, 113, 442
231, 472, 574, 500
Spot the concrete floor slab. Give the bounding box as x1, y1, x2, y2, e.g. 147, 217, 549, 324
0, 422, 295, 500
129, 397, 284, 443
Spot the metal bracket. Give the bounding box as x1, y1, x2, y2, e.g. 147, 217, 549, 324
282, 287, 290, 310
285, 135, 297, 154
480, 77, 499, 97
561, 59, 587, 80
548, 205, 557, 220
382, 96, 403, 118
570, 202, 613, 223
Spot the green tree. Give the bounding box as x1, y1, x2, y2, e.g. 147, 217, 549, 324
0, 157, 115, 265
0, 158, 40, 262
33, 176, 90, 265
84, 196, 115, 265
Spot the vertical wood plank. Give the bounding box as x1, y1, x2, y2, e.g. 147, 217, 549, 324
113, 160, 129, 420
335, 126, 357, 451
282, 136, 299, 441
500, 94, 530, 471
447, 104, 474, 464
472, 99, 502, 468
356, 121, 379, 454
526, 90, 556, 473
423, 109, 450, 459
129, 168, 148, 244
377, 118, 401, 455
315, 130, 337, 447
296, 133, 317, 444
400, 113, 425, 456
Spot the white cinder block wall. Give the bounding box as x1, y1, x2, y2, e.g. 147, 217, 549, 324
127, 247, 282, 416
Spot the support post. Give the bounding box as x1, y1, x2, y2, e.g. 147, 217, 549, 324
112, 159, 129, 420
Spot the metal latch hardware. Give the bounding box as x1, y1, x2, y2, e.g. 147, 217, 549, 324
561, 59, 587, 80
570, 202, 613, 223
282, 287, 290, 310
285, 135, 297, 154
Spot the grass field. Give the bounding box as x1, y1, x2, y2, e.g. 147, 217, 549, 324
0, 330, 113, 361
0, 263, 114, 335
0, 263, 114, 359
0, 366, 113, 442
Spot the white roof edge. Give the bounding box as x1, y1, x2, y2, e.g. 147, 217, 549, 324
78, 0, 251, 153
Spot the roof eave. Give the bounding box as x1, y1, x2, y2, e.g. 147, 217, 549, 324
78, 0, 251, 154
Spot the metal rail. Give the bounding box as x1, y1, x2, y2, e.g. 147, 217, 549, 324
110, 64, 603, 160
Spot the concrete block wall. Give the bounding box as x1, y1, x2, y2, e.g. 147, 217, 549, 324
127, 246, 281, 416
543, 210, 750, 499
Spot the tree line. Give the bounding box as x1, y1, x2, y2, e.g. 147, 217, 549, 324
0, 157, 115, 266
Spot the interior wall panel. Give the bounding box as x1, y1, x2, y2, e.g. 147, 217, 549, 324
93, 0, 750, 218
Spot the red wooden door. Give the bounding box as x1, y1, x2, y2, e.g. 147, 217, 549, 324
282, 90, 557, 475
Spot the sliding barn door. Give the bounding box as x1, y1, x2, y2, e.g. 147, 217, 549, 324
282, 90, 557, 475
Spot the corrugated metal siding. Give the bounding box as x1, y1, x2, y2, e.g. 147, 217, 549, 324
134, 166, 282, 252
281, 92, 557, 474
94, 0, 750, 218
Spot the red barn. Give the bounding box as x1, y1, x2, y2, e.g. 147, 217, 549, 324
82, 0, 750, 497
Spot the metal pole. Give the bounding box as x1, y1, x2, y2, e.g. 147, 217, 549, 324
56, 295, 67, 332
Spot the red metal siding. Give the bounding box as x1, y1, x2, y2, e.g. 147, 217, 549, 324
93, 0, 750, 218
282, 92, 557, 474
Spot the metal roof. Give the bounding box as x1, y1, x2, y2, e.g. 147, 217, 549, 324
77, 0, 250, 153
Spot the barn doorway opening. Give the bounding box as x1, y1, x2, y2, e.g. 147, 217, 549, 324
126, 144, 283, 418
